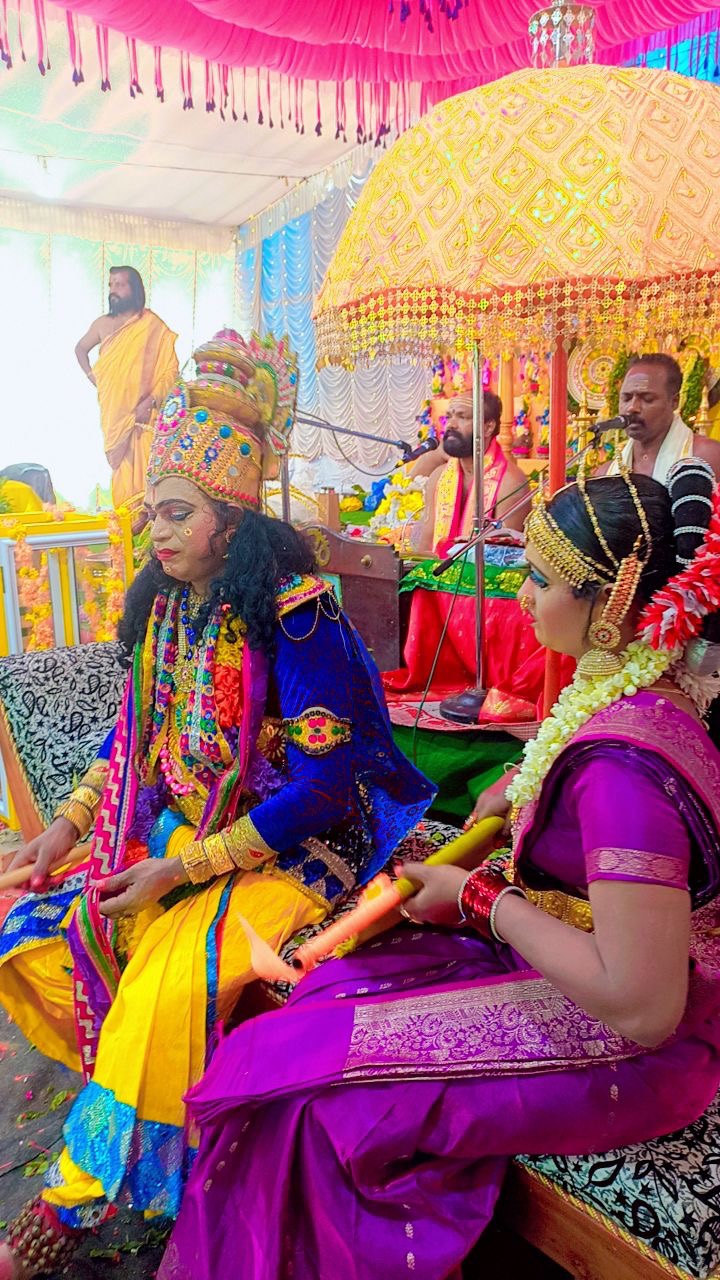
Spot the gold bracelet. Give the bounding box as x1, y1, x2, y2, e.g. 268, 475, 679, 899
224, 815, 277, 871
180, 841, 214, 885
180, 815, 277, 885
204, 832, 236, 878
71, 785, 104, 813
54, 798, 95, 840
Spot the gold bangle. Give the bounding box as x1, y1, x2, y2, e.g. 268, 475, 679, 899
180, 841, 214, 885
54, 798, 95, 840
71, 785, 104, 812
204, 832, 236, 878
179, 815, 277, 885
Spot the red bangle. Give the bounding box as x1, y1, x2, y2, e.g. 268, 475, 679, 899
460, 869, 525, 942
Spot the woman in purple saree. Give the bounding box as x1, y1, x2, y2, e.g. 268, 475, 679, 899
161, 468, 720, 1280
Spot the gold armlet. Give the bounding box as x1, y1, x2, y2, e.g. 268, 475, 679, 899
180, 815, 277, 886
80, 760, 110, 798
283, 706, 352, 756
52, 759, 109, 839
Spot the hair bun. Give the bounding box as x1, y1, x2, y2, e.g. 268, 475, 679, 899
666, 458, 715, 567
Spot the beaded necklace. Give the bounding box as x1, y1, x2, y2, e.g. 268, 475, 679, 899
146, 587, 230, 797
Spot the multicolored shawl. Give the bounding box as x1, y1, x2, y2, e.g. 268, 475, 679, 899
67, 588, 272, 1079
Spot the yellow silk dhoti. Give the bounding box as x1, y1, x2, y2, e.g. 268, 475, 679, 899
0, 830, 323, 1221
94, 309, 178, 509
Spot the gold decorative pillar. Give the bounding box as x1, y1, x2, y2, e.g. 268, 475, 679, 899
574, 392, 593, 452
499, 355, 515, 458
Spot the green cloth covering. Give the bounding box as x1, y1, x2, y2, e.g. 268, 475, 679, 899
391, 724, 523, 825
399, 558, 527, 600
339, 509, 372, 526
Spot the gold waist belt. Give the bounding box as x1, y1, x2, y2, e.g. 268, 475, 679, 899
507, 863, 594, 933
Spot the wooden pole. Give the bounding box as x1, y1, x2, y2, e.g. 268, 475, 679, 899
499, 355, 515, 458
542, 336, 568, 715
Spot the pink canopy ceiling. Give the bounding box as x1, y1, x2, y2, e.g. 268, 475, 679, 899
4, 0, 720, 136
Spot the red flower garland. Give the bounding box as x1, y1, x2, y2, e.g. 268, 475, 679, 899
214, 662, 243, 729
638, 487, 720, 652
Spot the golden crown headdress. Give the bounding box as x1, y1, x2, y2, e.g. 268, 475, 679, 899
148, 329, 299, 507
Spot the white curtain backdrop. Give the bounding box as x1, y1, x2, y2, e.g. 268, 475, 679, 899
236, 158, 430, 491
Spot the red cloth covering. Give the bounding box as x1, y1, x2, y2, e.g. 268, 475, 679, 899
383, 591, 575, 723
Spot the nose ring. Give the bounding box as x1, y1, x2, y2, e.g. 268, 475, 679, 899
519, 594, 531, 613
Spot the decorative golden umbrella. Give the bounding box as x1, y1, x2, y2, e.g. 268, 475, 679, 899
314, 58, 720, 716
316, 63, 720, 369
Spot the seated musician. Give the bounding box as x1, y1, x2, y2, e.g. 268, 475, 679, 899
414, 391, 531, 555
160, 464, 720, 1280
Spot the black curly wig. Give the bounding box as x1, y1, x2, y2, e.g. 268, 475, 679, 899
118, 505, 317, 662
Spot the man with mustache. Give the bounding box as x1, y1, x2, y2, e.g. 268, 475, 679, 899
415, 391, 531, 556
75, 266, 179, 509
605, 353, 720, 483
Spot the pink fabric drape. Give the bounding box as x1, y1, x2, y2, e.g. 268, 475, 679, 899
52, 0, 720, 82
2, 0, 718, 131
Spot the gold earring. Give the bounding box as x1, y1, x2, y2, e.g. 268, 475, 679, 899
577, 547, 643, 679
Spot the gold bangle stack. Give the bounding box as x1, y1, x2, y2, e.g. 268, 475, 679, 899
179, 840, 216, 885
54, 797, 95, 839
180, 815, 277, 885
53, 759, 109, 840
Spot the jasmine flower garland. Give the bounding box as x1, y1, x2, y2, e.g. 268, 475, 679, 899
505, 641, 675, 811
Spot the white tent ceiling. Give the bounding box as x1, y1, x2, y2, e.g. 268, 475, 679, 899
0, 10, 358, 230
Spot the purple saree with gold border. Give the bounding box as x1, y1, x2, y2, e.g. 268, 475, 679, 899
160, 692, 720, 1280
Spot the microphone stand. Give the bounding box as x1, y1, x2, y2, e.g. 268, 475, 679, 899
280, 411, 423, 517
435, 426, 607, 724
437, 345, 489, 723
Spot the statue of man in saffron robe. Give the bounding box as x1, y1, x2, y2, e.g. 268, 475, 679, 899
75, 266, 179, 509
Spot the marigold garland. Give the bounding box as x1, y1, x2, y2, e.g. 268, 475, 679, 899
506, 642, 673, 811
637, 487, 720, 653
6, 521, 54, 650
3, 509, 129, 649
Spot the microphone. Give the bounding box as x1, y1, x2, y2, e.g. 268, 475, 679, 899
590, 413, 631, 437
401, 437, 440, 464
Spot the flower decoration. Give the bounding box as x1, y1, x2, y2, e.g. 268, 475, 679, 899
3, 519, 54, 650
369, 471, 426, 552
638, 488, 720, 653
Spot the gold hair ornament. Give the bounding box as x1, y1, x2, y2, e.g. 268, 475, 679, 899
525, 484, 613, 590
575, 457, 652, 678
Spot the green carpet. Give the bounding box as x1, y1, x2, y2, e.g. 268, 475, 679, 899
392, 724, 523, 825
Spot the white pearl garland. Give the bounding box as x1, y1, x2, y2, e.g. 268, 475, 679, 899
506, 641, 676, 811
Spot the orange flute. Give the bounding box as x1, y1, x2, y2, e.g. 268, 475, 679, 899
0, 848, 89, 893
241, 815, 504, 986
